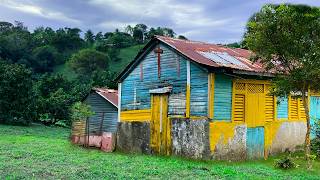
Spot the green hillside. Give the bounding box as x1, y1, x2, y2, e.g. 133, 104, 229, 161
112, 44, 145, 74
53, 64, 77, 80
53, 44, 144, 79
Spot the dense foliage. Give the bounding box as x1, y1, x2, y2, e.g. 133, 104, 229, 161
0, 21, 183, 126
70, 102, 95, 122
244, 4, 320, 167
0, 62, 36, 125
275, 154, 297, 169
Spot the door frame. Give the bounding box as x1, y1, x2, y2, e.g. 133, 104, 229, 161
150, 92, 171, 155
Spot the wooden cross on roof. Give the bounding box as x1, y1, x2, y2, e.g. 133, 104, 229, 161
154, 45, 163, 79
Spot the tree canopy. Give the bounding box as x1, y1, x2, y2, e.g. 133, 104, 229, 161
244, 3, 320, 167
67, 48, 110, 76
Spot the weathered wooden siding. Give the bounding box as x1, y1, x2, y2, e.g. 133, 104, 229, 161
190, 63, 208, 116
121, 44, 187, 116
277, 97, 288, 119
85, 92, 118, 134
214, 74, 232, 121
246, 127, 265, 159
310, 96, 320, 137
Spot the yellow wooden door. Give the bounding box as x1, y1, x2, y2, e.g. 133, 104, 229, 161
150, 94, 171, 155
246, 83, 265, 127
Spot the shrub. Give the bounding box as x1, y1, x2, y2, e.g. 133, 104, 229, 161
0, 62, 37, 125
70, 102, 94, 122
274, 155, 297, 169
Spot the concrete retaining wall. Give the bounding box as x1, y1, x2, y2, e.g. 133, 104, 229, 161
171, 118, 211, 159
212, 125, 247, 161
116, 122, 151, 153
116, 120, 307, 161
269, 121, 306, 154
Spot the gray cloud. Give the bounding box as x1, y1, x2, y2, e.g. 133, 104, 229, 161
0, 0, 320, 43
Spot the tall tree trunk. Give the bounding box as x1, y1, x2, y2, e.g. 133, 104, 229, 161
302, 90, 312, 169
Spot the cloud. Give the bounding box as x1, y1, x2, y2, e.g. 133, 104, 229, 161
98, 20, 139, 31
1, 0, 320, 43
0, 0, 81, 24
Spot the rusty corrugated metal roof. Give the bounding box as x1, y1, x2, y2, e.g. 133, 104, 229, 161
93, 88, 118, 108
115, 36, 272, 82
155, 35, 267, 73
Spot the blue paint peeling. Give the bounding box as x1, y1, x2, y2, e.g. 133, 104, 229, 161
277, 97, 288, 119
190, 63, 208, 116
121, 43, 187, 115
310, 96, 320, 138
246, 127, 264, 159
214, 74, 232, 121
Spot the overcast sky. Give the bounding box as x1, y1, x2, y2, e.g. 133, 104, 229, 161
0, 0, 319, 44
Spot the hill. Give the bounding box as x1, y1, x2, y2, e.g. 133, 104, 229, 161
111, 44, 145, 74
53, 44, 144, 80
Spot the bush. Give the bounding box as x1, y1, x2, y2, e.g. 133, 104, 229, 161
0, 62, 37, 125
274, 155, 297, 169
70, 102, 94, 122
35, 74, 91, 126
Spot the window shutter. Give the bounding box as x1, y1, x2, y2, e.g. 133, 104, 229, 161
234, 94, 245, 122
290, 98, 299, 120
265, 85, 274, 122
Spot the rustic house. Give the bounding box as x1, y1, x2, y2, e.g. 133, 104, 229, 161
71, 88, 118, 152
115, 36, 311, 160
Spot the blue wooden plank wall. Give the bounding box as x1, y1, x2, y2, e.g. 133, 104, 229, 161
213, 74, 232, 121
246, 127, 265, 159
310, 96, 320, 138
190, 63, 208, 116
121, 43, 187, 115
85, 92, 118, 134
277, 97, 288, 119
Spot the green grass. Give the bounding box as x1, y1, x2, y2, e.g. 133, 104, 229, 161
112, 44, 145, 74
0, 124, 319, 179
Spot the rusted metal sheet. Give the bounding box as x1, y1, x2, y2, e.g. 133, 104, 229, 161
155, 36, 267, 73
93, 88, 118, 107
116, 36, 272, 83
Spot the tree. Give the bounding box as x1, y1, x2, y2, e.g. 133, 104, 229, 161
244, 4, 320, 168
133, 27, 144, 43
162, 28, 176, 38
67, 48, 110, 76
134, 24, 148, 43
84, 30, 95, 45
31, 45, 59, 73
35, 73, 91, 125
0, 62, 36, 125
226, 42, 241, 48
124, 25, 133, 36
95, 32, 103, 42
178, 35, 188, 40
91, 70, 117, 89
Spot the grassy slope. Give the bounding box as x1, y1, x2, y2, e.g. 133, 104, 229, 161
0, 124, 319, 179
52, 44, 144, 79
111, 44, 145, 74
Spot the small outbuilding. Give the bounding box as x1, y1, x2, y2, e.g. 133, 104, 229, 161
71, 88, 118, 152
